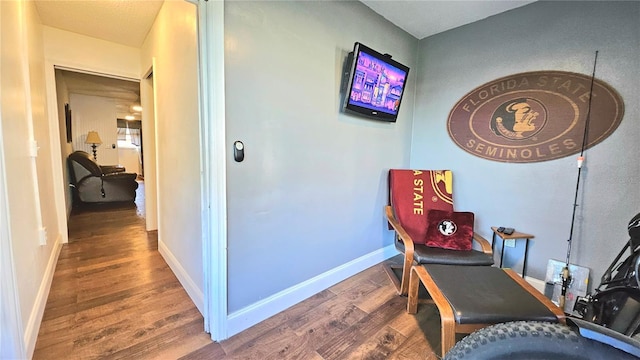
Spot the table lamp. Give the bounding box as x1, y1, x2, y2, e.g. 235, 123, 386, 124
85, 131, 103, 161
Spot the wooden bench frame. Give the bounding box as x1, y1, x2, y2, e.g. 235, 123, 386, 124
407, 265, 566, 357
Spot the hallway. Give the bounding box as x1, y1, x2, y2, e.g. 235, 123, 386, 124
32, 185, 441, 359
33, 184, 211, 359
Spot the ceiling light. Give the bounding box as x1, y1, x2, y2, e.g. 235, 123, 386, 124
125, 115, 135, 120
131, 104, 143, 112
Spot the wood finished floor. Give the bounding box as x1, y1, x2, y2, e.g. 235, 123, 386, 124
34, 184, 442, 359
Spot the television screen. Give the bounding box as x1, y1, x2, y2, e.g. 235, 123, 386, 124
343, 42, 410, 122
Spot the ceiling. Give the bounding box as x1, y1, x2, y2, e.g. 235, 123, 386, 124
56, 69, 143, 121
34, 0, 163, 48
35, 0, 164, 122
34, 1, 537, 46
36, 0, 534, 121
360, 1, 535, 40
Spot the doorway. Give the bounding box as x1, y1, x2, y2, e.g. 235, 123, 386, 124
54, 68, 150, 220
40, 0, 229, 344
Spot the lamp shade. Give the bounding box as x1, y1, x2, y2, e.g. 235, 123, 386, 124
85, 131, 102, 145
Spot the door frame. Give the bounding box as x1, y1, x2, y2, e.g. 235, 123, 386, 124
197, 0, 228, 340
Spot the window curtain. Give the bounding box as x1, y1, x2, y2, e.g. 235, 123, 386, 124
117, 119, 127, 141
128, 121, 141, 146
129, 129, 141, 146
116, 119, 142, 146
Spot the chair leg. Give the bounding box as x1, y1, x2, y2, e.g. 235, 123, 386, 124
410, 265, 458, 357
407, 266, 420, 314
383, 264, 403, 294
441, 318, 456, 358
399, 252, 413, 296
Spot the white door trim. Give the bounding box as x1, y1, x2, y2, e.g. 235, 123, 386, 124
43, 61, 69, 244
197, 0, 228, 340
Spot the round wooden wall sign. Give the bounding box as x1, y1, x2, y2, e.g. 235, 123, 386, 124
447, 71, 624, 163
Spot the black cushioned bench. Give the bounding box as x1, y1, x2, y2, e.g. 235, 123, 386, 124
408, 264, 566, 357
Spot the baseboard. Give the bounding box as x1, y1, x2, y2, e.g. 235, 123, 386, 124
158, 240, 204, 315
24, 233, 63, 359
227, 244, 398, 338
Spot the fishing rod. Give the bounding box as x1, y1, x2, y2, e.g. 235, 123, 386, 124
559, 50, 599, 311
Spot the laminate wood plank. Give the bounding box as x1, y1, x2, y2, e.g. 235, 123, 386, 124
289, 303, 368, 350
35, 287, 195, 353
221, 328, 315, 360
388, 307, 443, 358
331, 280, 381, 306
314, 295, 408, 360
387, 302, 439, 338
88, 313, 205, 359
367, 262, 399, 287
351, 281, 397, 314
130, 321, 213, 360
40, 282, 187, 339
75, 252, 153, 273
177, 342, 226, 360
327, 265, 386, 295
42, 276, 180, 323
35, 184, 442, 358
219, 289, 336, 354
178, 341, 226, 360
338, 325, 407, 360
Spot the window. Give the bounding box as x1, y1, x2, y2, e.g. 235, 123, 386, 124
117, 119, 142, 148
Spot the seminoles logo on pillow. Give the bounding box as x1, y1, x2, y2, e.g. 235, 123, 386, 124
425, 210, 474, 251
437, 219, 458, 236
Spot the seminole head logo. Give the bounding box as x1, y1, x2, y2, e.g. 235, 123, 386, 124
438, 219, 457, 236
490, 98, 547, 140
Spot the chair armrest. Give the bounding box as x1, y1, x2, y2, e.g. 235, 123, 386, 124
102, 172, 138, 182
472, 232, 493, 254
386, 205, 417, 295
385, 205, 415, 255
100, 165, 126, 174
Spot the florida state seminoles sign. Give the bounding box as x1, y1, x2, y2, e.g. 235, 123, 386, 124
447, 71, 624, 163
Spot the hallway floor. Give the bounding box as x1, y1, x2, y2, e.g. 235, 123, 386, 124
33, 184, 211, 359
33, 184, 440, 359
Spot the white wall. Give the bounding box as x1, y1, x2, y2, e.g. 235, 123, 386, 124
224, 0, 417, 320
42, 26, 141, 79
411, 1, 640, 283
140, 0, 203, 312
0, 1, 63, 357
118, 147, 141, 174
43, 26, 141, 213
69, 93, 119, 165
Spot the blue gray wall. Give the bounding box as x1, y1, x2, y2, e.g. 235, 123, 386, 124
224, 1, 418, 313
412, 1, 640, 281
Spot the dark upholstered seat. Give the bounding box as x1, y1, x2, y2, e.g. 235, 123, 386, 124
408, 264, 565, 357
427, 265, 559, 324
68, 151, 138, 203
393, 233, 495, 266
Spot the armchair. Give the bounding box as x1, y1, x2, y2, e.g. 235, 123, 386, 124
68, 151, 138, 203
384, 169, 494, 295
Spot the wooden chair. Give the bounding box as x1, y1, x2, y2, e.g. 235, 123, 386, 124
384, 169, 494, 296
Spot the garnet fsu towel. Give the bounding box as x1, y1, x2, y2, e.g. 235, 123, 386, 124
389, 170, 454, 244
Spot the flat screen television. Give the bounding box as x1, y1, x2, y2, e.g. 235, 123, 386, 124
343, 42, 410, 122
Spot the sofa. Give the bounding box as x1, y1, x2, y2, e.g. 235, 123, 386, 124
68, 150, 138, 203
